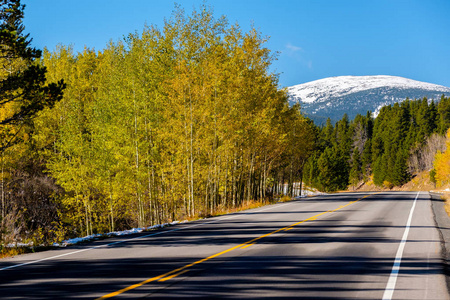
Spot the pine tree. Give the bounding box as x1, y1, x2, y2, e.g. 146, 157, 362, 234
0, 0, 64, 152
349, 147, 362, 189
438, 95, 450, 134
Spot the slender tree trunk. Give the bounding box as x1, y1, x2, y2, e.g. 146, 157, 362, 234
223, 153, 228, 207
150, 167, 155, 225
109, 176, 115, 232
88, 196, 93, 235
1, 151, 4, 228
184, 106, 190, 217
248, 153, 254, 201
299, 169, 303, 197
133, 88, 144, 227
83, 195, 89, 237
189, 88, 195, 216
263, 155, 267, 200
147, 161, 154, 226
159, 172, 165, 225
232, 154, 236, 207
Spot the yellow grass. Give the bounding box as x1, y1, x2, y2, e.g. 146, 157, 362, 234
206, 199, 272, 217
0, 246, 30, 259
440, 193, 450, 217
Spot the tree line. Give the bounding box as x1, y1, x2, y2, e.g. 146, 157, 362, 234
303, 96, 450, 191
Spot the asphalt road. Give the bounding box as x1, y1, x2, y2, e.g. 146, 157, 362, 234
0, 191, 449, 299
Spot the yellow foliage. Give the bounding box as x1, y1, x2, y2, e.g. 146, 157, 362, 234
383, 181, 394, 189
276, 195, 290, 202
434, 129, 450, 187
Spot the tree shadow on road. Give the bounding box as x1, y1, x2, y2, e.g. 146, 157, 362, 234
0, 191, 445, 299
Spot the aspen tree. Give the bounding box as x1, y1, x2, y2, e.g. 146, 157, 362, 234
433, 129, 450, 187
35, 4, 314, 237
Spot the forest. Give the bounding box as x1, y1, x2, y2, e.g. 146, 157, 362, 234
1, 1, 450, 249
303, 96, 450, 192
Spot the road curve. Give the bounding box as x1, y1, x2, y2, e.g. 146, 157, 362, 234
0, 191, 448, 299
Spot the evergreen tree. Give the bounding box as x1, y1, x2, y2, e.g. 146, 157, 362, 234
316, 146, 348, 192
349, 147, 362, 189
319, 117, 333, 149
361, 138, 372, 180
0, 0, 64, 152
438, 95, 450, 134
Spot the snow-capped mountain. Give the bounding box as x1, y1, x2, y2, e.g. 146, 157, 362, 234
288, 75, 450, 124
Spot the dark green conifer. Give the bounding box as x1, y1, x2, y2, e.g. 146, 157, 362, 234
0, 0, 65, 152
349, 147, 362, 189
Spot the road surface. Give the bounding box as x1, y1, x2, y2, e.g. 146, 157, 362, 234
0, 191, 448, 299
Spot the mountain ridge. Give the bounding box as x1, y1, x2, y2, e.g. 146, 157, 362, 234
288, 75, 450, 124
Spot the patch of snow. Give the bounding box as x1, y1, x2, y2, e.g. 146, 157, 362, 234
291, 186, 326, 199
5, 242, 33, 248
5, 220, 187, 248
54, 220, 186, 247
372, 102, 390, 118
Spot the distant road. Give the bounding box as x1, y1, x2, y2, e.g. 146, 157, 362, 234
0, 192, 448, 299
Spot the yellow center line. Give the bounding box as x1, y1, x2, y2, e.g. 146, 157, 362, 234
240, 243, 256, 249
158, 270, 190, 282
96, 192, 379, 299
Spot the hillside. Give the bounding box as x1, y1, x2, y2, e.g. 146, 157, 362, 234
288, 75, 450, 124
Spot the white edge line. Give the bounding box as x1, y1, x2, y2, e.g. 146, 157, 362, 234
0, 199, 298, 271
382, 191, 420, 300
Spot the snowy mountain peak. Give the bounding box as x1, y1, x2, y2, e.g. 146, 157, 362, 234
288, 75, 450, 104
288, 75, 450, 124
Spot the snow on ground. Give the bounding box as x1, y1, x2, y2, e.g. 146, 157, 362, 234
5, 220, 187, 248
294, 189, 326, 199
52, 220, 187, 247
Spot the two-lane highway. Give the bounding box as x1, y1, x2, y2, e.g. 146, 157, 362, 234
0, 192, 448, 299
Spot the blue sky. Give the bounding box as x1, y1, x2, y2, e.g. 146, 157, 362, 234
22, 0, 450, 88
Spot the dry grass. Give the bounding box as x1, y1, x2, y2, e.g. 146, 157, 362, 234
0, 246, 31, 259
205, 199, 272, 218
440, 193, 450, 217
356, 171, 436, 192
278, 195, 293, 202
396, 171, 436, 191
210, 196, 298, 216
445, 197, 450, 217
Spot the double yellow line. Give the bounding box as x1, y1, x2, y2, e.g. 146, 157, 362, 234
97, 193, 376, 299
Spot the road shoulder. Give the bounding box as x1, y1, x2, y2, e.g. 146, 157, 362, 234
430, 192, 450, 292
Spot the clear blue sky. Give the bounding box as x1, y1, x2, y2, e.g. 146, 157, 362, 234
22, 0, 450, 88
